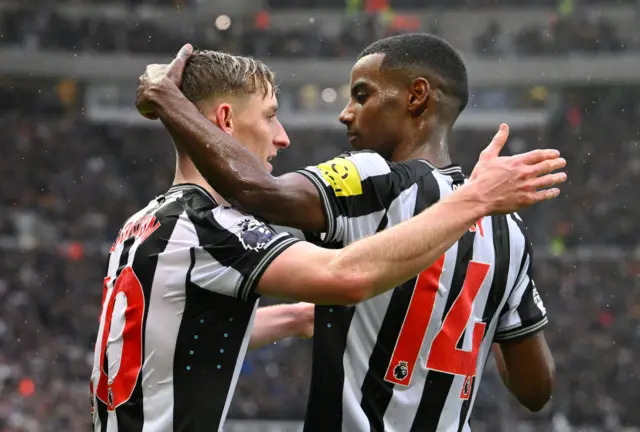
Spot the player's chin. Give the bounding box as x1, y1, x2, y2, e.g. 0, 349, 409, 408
351, 137, 377, 153
349, 136, 365, 150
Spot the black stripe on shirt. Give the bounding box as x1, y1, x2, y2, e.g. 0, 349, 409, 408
97, 237, 134, 432
303, 305, 356, 432
356, 173, 442, 431
117, 200, 183, 432
172, 247, 256, 432
457, 214, 511, 431
410, 224, 477, 432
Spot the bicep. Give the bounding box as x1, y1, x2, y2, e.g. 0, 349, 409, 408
497, 331, 554, 385
240, 172, 327, 233
256, 242, 363, 305
498, 332, 552, 366
496, 331, 554, 411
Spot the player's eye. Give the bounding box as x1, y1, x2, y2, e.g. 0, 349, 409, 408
267, 114, 276, 124
354, 93, 368, 105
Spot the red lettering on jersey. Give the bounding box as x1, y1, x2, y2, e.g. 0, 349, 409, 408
94, 267, 145, 410
385, 258, 491, 395
469, 217, 484, 237
384, 255, 445, 386
110, 215, 160, 252
100, 277, 109, 321
427, 261, 489, 377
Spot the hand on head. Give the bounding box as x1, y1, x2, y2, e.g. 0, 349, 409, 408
136, 43, 194, 120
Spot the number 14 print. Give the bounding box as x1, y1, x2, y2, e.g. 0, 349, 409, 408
384, 255, 491, 400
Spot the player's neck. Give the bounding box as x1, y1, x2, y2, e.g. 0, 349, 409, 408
174, 153, 231, 206
391, 125, 452, 168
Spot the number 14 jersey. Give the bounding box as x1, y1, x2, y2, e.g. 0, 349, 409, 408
296, 151, 548, 432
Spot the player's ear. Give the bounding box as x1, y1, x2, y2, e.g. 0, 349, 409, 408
408, 77, 429, 116
212, 103, 234, 135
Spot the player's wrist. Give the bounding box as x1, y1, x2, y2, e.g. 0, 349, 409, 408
448, 182, 493, 220
144, 77, 181, 113
292, 302, 315, 339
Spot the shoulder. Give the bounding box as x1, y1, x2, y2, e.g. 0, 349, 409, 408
330, 150, 392, 177
506, 213, 529, 244
504, 212, 533, 268
211, 206, 290, 252
319, 151, 436, 185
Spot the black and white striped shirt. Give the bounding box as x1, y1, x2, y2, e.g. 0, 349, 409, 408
90, 184, 299, 432
297, 151, 548, 432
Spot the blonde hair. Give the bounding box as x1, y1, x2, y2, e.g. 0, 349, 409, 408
181, 50, 276, 103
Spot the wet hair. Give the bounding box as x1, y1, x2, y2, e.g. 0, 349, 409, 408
181, 50, 276, 103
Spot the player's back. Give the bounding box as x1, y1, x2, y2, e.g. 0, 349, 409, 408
90, 184, 297, 432
299, 152, 547, 432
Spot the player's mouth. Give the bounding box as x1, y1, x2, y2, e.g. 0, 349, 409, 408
266, 154, 277, 172
346, 132, 358, 144
267, 151, 279, 162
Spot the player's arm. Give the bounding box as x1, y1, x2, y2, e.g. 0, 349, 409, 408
492, 217, 555, 412
189, 185, 487, 307
492, 333, 554, 412
249, 303, 314, 350
256, 182, 516, 304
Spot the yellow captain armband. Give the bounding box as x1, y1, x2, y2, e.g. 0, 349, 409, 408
316, 158, 363, 197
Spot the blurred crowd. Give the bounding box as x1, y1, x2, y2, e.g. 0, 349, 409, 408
24, 0, 640, 8
474, 14, 627, 57
268, 0, 638, 8
0, 80, 638, 431
0, 3, 635, 57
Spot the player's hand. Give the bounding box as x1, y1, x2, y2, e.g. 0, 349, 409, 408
468, 123, 567, 214
136, 43, 193, 120
293, 302, 315, 339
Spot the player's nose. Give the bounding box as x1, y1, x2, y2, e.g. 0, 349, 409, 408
273, 117, 290, 149
339, 105, 355, 126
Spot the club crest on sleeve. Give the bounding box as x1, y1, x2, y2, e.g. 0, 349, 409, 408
236, 218, 276, 251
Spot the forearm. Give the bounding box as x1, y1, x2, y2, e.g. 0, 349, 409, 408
331, 184, 489, 300
151, 84, 274, 209
249, 304, 310, 350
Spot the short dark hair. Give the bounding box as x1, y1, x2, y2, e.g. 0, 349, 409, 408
358, 33, 469, 112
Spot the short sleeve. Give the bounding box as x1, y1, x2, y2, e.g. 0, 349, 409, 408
494, 219, 548, 342
297, 151, 435, 245
188, 207, 300, 301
